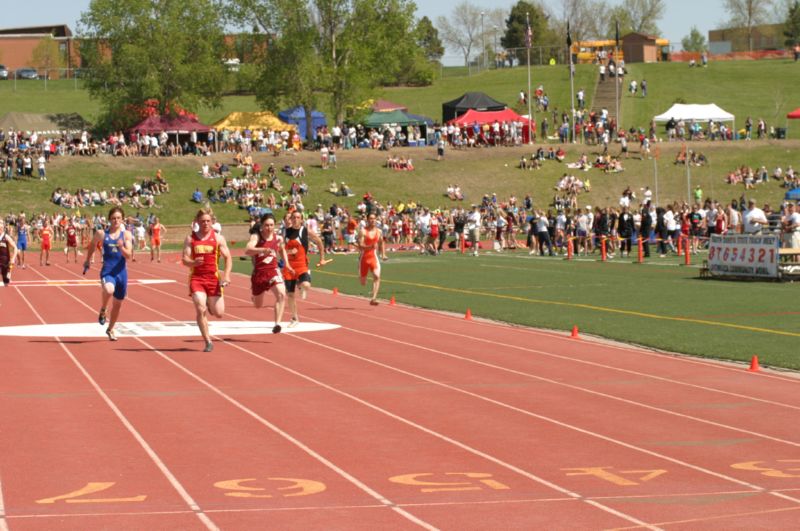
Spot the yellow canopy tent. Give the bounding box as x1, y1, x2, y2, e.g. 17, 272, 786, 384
212, 111, 296, 132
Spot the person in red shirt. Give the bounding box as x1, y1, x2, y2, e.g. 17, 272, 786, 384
246, 213, 292, 334
64, 219, 79, 264
358, 213, 388, 305
181, 208, 232, 352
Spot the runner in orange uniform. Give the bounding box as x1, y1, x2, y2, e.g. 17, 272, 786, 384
283, 210, 330, 327
149, 217, 166, 262
358, 213, 388, 305
181, 208, 232, 352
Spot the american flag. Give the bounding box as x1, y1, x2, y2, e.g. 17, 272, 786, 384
525, 22, 532, 49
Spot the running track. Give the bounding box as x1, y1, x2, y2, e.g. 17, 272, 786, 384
1, 256, 799, 530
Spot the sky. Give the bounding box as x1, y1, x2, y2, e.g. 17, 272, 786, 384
4, 0, 727, 65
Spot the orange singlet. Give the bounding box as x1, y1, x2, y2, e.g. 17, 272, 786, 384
359, 228, 380, 278
151, 224, 162, 246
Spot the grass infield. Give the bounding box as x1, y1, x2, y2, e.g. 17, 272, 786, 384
231, 249, 800, 371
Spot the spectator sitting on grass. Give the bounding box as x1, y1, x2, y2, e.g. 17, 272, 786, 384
191, 188, 203, 203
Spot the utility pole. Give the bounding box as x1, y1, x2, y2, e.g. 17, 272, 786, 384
480, 11, 486, 69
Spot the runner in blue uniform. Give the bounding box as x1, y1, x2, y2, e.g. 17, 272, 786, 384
83, 207, 133, 341
15, 215, 28, 269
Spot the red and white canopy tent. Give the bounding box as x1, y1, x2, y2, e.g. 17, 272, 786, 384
446, 108, 533, 143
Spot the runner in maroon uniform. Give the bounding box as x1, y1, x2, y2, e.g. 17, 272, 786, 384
64, 219, 79, 263
245, 213, 292, 334
181, 208, 232, 352
0, 219, 19, 286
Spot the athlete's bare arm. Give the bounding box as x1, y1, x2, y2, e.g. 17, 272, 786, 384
279, 236, 295, 276
378, 231, 388, 260
307, 227, 329, 265
216, 234, 233, 285
82, 230, 103, 270
244, 233, 263, 256
181, 235, 201, 267
120, 231, 134, 261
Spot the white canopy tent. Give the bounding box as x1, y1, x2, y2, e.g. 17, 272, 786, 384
653, 103, 735, 132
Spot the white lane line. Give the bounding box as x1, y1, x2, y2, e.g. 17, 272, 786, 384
17, 271, 219, 531
45, 264, 437, 531
295, 289, 800, 405
0, 472, 9, 531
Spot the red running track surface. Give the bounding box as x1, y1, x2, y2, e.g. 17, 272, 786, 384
0, 256, 799, 530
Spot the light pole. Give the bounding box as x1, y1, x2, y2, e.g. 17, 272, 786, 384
493, 25, 498, 68
480, 11, 485, 69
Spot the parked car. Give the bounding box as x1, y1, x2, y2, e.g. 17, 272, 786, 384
0, 65, 8, 80
15, 68, 39, 80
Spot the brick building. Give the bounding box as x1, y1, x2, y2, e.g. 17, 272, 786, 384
708, 23, 785, 54
0, 25, 78, 76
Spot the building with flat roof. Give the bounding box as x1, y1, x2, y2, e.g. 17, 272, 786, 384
708, 23, 785, 54
0, 25, 78, 76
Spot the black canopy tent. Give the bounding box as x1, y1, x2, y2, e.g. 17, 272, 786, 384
442, 92, 507, 123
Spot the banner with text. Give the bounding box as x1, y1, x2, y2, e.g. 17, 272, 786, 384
708, 234, 780, 278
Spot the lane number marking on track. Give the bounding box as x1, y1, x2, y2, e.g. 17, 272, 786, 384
731, 460, 800, 478
36, 482, 147, 504
389, 473, 510, 493
214, 478, 326, 498
562, 467, 667, 486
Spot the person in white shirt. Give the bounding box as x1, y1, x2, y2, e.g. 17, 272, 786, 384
743, 199, 768, 234
466, 205, 482, 256
782, 203, 800, 252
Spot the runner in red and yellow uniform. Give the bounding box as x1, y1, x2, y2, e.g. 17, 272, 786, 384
39, 221, 53, 266
0, 219, 19, 286
64, 219, 79, 264
246, 213, 292, 334
358, 213, 388, 305
181, 208, 232, 352
283, 210, 331, 327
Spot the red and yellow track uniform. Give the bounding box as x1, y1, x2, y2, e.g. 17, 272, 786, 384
40, 227, 52, 251
251, 234, 283, 296
189, 230, 221, 296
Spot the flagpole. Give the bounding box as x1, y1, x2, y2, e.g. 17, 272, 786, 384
568, 21, 575, 144
526, 12, 533, 144
614, 20, 619, 138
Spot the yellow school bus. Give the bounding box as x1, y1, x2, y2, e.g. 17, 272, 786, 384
571, 40, 624, 64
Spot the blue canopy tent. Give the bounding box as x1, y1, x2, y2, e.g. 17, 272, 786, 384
277, 106, 327, 140
785, 188, 800, 201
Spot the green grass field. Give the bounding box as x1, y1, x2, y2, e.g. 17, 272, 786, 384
232, 250, 800, 371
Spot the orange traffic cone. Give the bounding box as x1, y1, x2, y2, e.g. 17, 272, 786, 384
390, 295, 396, 306
332, 287, 339, 295
748, 355, 761, 372
465, 308, 472, 320
571, 325, 579, 339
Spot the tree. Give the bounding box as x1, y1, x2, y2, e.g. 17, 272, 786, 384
501, 1, 553, 64
623, 0, 665, 35
415, 16, 444, 62
784, 0, 800, 46
723, 0, 774, 51
227, 0, 423, 125
682, 26, 707, 51
548, 0, 606, 43
78, 0, 225, 128
603, 6, 634, 39
31, 36, 66, 74
436, 1, 483, 66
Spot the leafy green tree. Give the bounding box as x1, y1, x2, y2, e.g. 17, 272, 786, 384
416, 16, 444, 62
623, 0, 665, 35
78, 0, 226, 127
682, 26, 707, 51
603, 7, 635, 39
501, 1, 552, 64
31, 36, 66, 74
228, 0, 422, 124
784, 0, 800, 46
